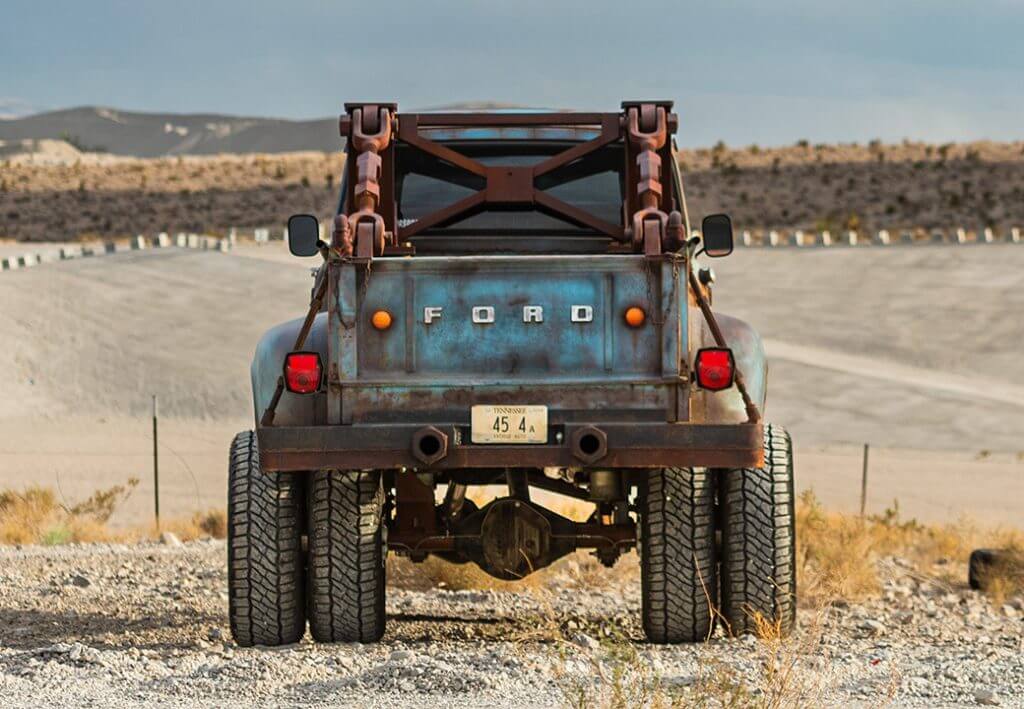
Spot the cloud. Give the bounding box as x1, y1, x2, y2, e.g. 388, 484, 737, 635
0, 98, 45, 120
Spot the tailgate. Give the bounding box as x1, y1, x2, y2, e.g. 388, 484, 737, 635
331, 255, 687, 423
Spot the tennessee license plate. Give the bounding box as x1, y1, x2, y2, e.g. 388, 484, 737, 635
471, 405, 548, 444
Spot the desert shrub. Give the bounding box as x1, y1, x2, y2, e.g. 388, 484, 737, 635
796, 490, 879, 604
0, 482, 227, 545
67, 477, 139, 523
0, 486, 61, 544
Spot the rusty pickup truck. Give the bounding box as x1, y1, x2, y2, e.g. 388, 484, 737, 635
227, 102, 795, 646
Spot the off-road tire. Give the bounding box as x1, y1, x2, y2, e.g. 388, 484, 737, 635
307, 470, 386, 643
719, 423, 797, 636
227, 430, 306, 647
640, 467, 717, 643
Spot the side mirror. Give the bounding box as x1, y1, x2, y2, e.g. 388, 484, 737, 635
700, 214, 734, 257
287, 214, 321, 257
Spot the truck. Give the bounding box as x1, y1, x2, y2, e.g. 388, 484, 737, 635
228, 102, 795, 646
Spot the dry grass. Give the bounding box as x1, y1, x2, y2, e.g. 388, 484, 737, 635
557, 631, 677, 709
0, 484, 139, 545
796, 489, 1024, 605
0, 483, 228, 544
555, 618, 831, 709
3, 480, 1020, 607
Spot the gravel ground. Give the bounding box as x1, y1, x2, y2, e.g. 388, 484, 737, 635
1, 541, 1021, 707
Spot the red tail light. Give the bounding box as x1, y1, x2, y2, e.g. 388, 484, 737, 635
695, 348, 735, 391
284, 352, 322, 394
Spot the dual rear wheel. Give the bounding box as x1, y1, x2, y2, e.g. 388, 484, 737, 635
640, 423, 797, 642
227, 424, 795, 646
227, 432, 385, 647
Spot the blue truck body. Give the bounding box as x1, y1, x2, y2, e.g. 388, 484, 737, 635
252, 105, 766, 472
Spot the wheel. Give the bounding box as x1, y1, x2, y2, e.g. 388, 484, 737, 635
719, 423, 797, 637
639, 467, 717, 643
307, 470, 386, 643
227, 430, 306, 646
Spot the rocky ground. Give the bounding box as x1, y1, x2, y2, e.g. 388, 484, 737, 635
0, 540, 1020, 707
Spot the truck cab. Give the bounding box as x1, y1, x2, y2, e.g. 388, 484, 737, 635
227, 103, 796, 648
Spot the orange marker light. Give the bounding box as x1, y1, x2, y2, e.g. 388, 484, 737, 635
624, 306, 646, 328
371, 310, 393, 330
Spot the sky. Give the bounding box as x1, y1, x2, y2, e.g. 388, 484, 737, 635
2, 0, 1022, 147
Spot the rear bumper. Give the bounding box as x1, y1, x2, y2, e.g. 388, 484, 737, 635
257, 422, 763, 471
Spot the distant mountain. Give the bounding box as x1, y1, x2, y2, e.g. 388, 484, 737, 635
0, 106, 340, 157
0, 103, 552, 157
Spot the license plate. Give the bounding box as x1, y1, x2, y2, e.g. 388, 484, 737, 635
471, 405, 548, 444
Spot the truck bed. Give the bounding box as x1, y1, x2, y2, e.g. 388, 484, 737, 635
330, 254, 689, 425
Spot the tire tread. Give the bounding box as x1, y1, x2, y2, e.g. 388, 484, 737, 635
308, 470, 385, 643
640, 467, 717, 643
720, 423, 797, 636
227, 430, 305, 647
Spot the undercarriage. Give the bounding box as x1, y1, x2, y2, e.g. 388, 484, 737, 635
384, 468, 638, 579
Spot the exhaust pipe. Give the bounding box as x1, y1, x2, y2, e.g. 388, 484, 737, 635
570, 426, 608, 464
411, 426, 448, 465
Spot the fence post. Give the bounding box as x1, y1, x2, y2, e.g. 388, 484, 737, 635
860, 443, 869, 518
152, 395, 160, 530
